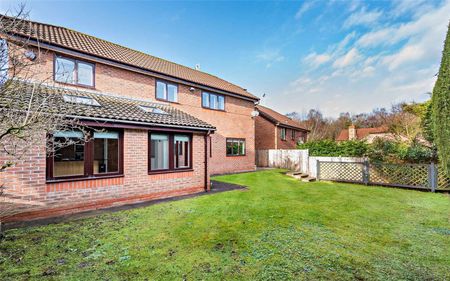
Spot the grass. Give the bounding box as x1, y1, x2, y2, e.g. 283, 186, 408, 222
1, 169, 449, 280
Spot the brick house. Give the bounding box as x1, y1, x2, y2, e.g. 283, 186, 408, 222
336, 125, 390, 143
255, 105, 308, 150
0, 17, 259, 222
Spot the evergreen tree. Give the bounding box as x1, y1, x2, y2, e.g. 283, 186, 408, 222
431, 23, 450, 176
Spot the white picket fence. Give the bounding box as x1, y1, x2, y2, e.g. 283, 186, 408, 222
256, 149, 365, 177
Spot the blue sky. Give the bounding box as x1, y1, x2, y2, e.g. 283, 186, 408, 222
1, 0, 449, 117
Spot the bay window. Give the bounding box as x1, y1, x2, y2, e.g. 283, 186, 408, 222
54, 56, 94, 87
149, 132, 192, 172
226, 138, 245, 156
47, 129, 123, 181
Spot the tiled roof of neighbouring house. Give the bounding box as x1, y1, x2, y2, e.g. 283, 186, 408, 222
256, 105, 308, 131
336, 126, 389, 141
0, 81, 216, 131
1, 15, 258, 101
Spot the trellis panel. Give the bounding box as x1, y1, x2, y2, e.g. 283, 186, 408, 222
318, 161, 364, 183
369, 163, 429, 189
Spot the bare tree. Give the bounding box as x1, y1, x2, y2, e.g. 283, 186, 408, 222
0, 6, 89, 233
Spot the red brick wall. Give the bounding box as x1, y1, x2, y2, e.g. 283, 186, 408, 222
277, 127, 307, 149
15, 47, 256, 175
255, 115, 276, 150
0, 129, 208, 222
255, 115, 307, 150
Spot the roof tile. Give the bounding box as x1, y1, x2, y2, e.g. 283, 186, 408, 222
256, 105, 308, 131
2, 15, 258, 100
1, 81, 216, 131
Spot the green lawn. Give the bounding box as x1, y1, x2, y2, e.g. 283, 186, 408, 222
1, 170, 449, 280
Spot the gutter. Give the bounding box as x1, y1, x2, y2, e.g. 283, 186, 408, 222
67, 115, 216, 132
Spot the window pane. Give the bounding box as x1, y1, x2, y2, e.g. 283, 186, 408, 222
232, 141, 239, 155
93, 131, 119, 174
167, 84, 178, 102
202, 92, 210, 108
174, 135, 190, 168
226, 141, 233, 155
53, 137, 84, 177
156, 81, 167, 100
210, 94, 218, 109
55, 57, 75, 84
77, 62, 94, 86
239, 140, 245, 155
218, 96, 225, 110
151, 134, 169, 170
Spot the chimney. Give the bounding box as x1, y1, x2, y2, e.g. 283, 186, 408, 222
348, 125, 356, 140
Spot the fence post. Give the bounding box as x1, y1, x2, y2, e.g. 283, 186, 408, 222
316, 160, 320, 181
429, 163, 437, 192
363, 160, 370, 185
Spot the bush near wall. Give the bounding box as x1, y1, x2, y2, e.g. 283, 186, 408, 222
298, 139, 436, 164
298, 140, 368, 157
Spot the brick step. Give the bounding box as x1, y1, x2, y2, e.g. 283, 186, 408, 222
286, 171, 315, 182
301, 177, 316, 182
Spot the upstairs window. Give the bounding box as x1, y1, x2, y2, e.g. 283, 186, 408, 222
280, 128, 286, 140
54, 56, 94, 87
156, 80, 178, 102
202, 92, 225, 110
226, 138, 245, 156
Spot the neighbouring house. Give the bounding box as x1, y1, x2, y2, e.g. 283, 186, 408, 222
0, 16, 259, 222
336, 125, 391, 143
255, 105, 309, 150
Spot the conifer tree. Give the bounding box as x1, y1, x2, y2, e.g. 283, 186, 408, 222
431, 23, 450, 176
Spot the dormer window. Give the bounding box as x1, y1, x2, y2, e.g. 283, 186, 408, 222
55, 56, 95, 87
63, 95, 100, 106
139, 105, 168, 114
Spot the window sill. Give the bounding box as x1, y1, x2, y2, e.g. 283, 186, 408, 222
201, 106, 226, 112
46, 174, 124, 184
155, 97, 180, 104
148, 168, 193, 175
226, 154, 246, 157
54, 80, 96, 90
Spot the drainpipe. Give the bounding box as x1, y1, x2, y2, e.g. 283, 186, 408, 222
275, 122, 280, 149
204, 130, 211, 192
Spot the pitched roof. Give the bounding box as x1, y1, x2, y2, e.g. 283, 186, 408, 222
336, 126, 389, 141
0, 81, 215, 131
1, 15, 258, 101
256, 105, 308, 131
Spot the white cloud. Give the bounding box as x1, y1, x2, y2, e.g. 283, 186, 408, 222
332, 48, 361, 68
382, 44, 425, 70
357, 1, 450, 48
256, 49, 285, 68
303, 52, 331, 67
343, 7, 382, 28
275, 1, 450, 116
295, 0, 316, 20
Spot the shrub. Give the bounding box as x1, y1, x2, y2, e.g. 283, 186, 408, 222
298, 140, 367, 157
